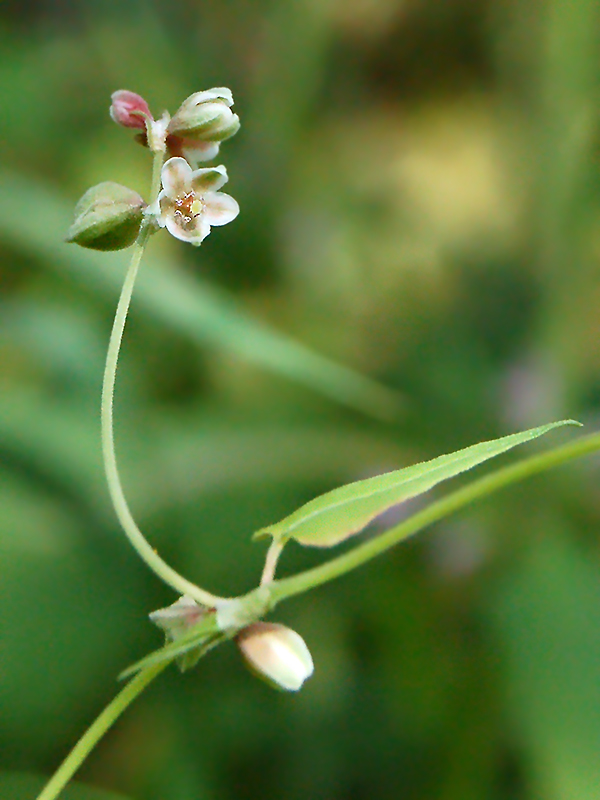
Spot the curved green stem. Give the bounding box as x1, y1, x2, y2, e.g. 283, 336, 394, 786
100, 150, 226, 608
267, 430, 600, 606
36, 662, 168, 800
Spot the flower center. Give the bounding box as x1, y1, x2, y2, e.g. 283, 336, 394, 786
174, 191, 204, 231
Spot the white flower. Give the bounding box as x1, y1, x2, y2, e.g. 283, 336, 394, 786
156, 156, 239, 245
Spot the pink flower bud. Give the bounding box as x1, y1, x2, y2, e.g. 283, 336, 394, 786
110, 90, 153, 130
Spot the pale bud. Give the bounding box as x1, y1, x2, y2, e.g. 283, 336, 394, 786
168, 88, 240, 143
236, 622, 314, 692
66, 182, 145, 251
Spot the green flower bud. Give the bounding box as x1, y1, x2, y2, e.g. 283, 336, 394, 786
149, 595, 209, 672
66, 182, 146, 251
236, 622, 314, 692
149, 595, 207, 641
167, 88, 240, 143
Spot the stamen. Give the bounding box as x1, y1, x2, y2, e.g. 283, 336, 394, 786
174, 191, 205, 231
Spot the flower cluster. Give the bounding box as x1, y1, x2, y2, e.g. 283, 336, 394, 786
67, 88, 240, 250
110, 87, 240, 165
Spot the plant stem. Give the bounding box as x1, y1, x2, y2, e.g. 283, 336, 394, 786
149, 146, 164, 199
267, 430, 600, 606
36, 662, 167, 800
100, 150, 226, 608
260, 539, 284, 586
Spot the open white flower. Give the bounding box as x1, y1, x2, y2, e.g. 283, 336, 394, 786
156, 156, 239, 245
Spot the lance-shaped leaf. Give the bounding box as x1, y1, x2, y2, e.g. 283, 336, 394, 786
254, 420, 580, 548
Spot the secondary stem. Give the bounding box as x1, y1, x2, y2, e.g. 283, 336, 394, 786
260, 539, 284, 586
267, 430, 600, 606
36, 662, 167, 800
100, 150, 226, 608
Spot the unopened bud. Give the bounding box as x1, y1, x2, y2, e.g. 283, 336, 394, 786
168, 88, 240, 143
149, 595, 207, 640
110, 90, 152, 129
236, 622, 314, 692
66, 182, 145, 251
149, 595, 210, 672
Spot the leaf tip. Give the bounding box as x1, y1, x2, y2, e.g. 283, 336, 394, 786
117, 663, 139, 681
252, 527, 272, 542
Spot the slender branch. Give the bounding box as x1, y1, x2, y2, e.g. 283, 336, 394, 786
260, 539, 284, 586
267, 430, 600, 606
36, 662, 167, 800
149, 146, 164, 198
100, 150, 227, 608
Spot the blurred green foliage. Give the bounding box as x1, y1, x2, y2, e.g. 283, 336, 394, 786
1, 1, 600, 799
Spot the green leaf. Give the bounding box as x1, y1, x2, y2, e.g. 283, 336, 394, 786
255, 420, 580, 548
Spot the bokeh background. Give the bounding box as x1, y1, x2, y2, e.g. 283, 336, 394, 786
2, 1, 600, 798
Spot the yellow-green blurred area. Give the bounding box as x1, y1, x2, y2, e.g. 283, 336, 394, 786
2, 0, 600, 798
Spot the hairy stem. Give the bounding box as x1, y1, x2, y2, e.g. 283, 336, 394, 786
36, 662, 167, 800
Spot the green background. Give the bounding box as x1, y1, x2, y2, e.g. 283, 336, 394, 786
1, 1, 600, 798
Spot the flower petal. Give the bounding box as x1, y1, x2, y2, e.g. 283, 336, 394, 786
203, 192, 240, 226
203, 87, 234, 106
177, 87, 234, 110
180, 139, 220, 165
163, 207, 211, 245
191, 165, 228, 194
161, 157, 192, 199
